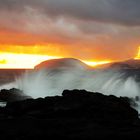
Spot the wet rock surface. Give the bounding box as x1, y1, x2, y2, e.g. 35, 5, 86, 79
0, 88, 30, 102
0, 89, 140, 139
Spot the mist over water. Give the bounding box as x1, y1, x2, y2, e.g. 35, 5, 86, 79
1, 66, 140, 113
14, 68, 140, 98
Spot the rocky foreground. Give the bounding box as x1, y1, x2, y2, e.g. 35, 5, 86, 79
0, 89, 140, 139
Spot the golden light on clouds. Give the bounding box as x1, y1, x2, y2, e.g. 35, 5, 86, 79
0, 44, 138, 69
0, 0, 139, 69
0, 44, 113, 69
134, 46, 140, 60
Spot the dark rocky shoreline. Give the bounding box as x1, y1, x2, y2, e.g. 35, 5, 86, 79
0, 89, 140, 139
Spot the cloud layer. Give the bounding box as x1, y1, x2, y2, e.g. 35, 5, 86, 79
0, 0, 140, 60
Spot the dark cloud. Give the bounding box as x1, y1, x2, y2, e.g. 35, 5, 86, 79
0, 0, 140, 60
43, 0, 140, 26
0, 0, 140, 26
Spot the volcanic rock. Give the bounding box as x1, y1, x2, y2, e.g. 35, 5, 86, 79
0, 90, 139, 139
0, 88, 31, 102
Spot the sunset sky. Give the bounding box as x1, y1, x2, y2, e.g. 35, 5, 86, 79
0, 0, 140, 68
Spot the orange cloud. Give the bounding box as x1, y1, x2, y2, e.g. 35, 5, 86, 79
0, 0, 139, 68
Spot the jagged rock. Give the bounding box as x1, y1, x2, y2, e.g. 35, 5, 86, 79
0, 89, 140, 139
0, 88, 31, 102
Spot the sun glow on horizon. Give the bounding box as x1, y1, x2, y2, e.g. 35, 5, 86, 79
135, 46, 140, 60
0, 52, 60, 69
83, 60, 111, 67
0, 51, 112, 69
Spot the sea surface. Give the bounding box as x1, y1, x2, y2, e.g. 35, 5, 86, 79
0, 69, 32, 86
